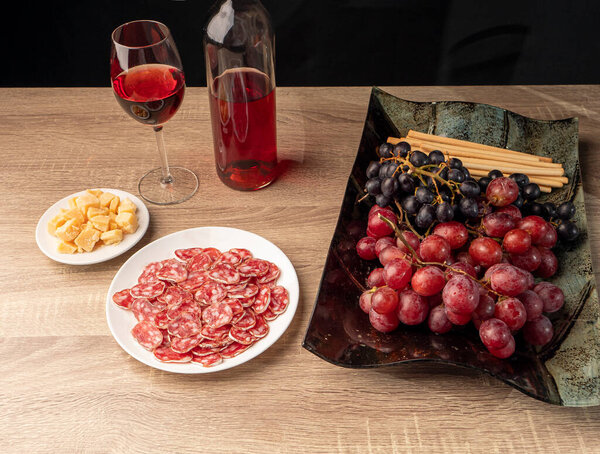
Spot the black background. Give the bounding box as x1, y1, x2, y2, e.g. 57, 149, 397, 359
6, 0, 599, 87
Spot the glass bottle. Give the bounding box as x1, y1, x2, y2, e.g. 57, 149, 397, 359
203, 0, 278, 191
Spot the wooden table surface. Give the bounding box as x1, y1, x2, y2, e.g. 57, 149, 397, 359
2, 86, 600, 453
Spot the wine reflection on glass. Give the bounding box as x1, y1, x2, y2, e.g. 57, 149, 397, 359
110, 20, 198, 205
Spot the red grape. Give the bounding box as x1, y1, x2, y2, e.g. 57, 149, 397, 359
483, 263, 511, 281
379, 246, 410, 266
502, 229, 532, 254
490, 265, 530, 296
445, 308, 472, 325
442, 275, 480, 314
367, 268, 385, 288
374, 236, 396, 256
396, 289, 429, 325
486, 177, 519, 207
517, 290, 543, 321
509, 246, 541, 272
488, 335, 515, 359
495, 204, 522, 220
383, 258, 413, 290
479, 318, 511, 349
419, 234, 451, 263
469, 237, 503, 267
456, 251, 482, 276
369, 308, 400, 333
482, 212, 517, 237
428, 305, 453, 333
536, 247, 558, 278
522, 315, 553, 345
356, 236, 377, 260
368, 204, 392, 219
518, 216, 548, 244
371, 287, 399, 314
367, 209, 396, 238
445, 262, 477, 280
472, 293, 496, 329
533, 282, 564, 313
494, 297, 527, 331
433, 222, 469, 249
359, 291, 373, 313
536, 222, 558, 248
411, 266, 446, 296
396, 230, 420, 254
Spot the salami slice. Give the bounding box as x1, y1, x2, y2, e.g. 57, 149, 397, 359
186, 252, 213, 273
220, 341, 250, 358
228, 283, 259, 299
208, 263, 240, 285
202, 302, 233, 328
248, 314, 269, 338
229, 326, 255, 345
131, 298, 162, 323
270, 286, 289, 315
159, 329, 171, 347
153, 346, 193, 363
201, 247, 222, 262
171, 335, 203, 353
130, 281, 166, 299
174, 247, 204, 261
191, 352, 223, 367
178, 271, 209, 291
262, 306, 278, 321
154, 310, 170, 329
238, 258, 270, 277
192, 345, 221, 357
131, 321, 163, 351
257, 263, 281, 284
239, 296, 256, 308
194, 282, 227, 305
167, 312, 202, 338
156, 286, 193, 307
167, 301, 201, 320
224, 298, 244, 316
200, 324, 231, 341
112, 289, 134, 309
215, 250, 242, 266
229, 248, 253, 262
155, 259, 188, 283
252, 285, 271, 314
233, 308, 257, 330
137, 261, 164, 284
200, 337, 233, 349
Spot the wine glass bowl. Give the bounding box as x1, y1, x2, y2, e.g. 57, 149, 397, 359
111, 20, 198, 205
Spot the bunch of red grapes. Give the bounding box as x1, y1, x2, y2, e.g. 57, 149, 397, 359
356, 142, 581, 359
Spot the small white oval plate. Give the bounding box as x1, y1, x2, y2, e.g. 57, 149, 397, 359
105, 227, 300, 373
36, 189, 150, 265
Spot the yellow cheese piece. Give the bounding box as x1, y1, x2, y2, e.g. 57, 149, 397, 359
99, 192, 116, 208
55, 218, 82, 242
90, 215, 110, 232
87, 189, 103, 198
68, 197, 78, 210
115, 211, 138, 234
57, 241, 77, 254
117, 198, 137, 214
75, 193, 100, 214
62, 208, 85, 225
109, 196, 120, 213
87, 206, 108, 219
47, 213, 68, 235
74, 226, 101, 252
101, 229, 123, 245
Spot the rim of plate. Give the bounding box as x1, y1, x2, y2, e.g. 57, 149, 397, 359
35, 188, 150, 265
105, 226, 300, 373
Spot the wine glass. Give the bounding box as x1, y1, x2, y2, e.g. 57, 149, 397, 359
110, 20, 198, 205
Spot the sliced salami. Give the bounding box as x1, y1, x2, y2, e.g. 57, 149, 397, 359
194, 282, 227, 306
220, 341, 250, 358
167, 312, 202, 338
208, 263, 240, 285
153, 346, 192, 363
130, 281, 166, 299
186, 252, 213, 273
131, 321, 163, 351
229, 326, 255, 345
201, 247, 222, 262
224, 298, 244, 316
191, 352, 223, 367
131, 298, 162, 323
228, 283, 259, 299
252, 285, 272, 314
167, 301, 201, 320
248, 314, 269, 338
159, 329, 171, 347
200, 337, 233, 349
156, 259, 188, 283
215, 250, 242, 266
270, 286, 289, 315
171, 335, 203, 353
229, 248, 253, 262
238, 258, 270, 277
200, 324, 231, 341
154, 310, 170, 329
174, 247, 204, 261
192, 345, 221, 357
156, 286, 193, 307
178, 271, 210, 291
137, 261, 164, 284
233, 308, 257, 330
112, 289, 134, 309
257, 263, 281, 284
239, 296, 256, 308
202, 302, 233, 328
262, 306, 278, 321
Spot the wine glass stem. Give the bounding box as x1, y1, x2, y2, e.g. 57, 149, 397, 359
154, 125, 173, 185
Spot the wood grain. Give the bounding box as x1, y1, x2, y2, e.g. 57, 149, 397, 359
1, 86, 600, 453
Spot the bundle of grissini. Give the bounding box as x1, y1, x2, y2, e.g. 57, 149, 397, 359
387, 130, 568, 193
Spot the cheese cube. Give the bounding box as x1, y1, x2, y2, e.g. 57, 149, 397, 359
115, 212, 138, 234
109, 196, 120, 213
87, 206, 108, 219
68, 197, 78, 210
101, 229, 123, 245
90, 215, 110, 232
62, 208, 85, 225
57, 241, 77, 254
87, 189, 103, 198
117, 198, 137, 214
75, 193, 100, 214
55, 218, 82, 242
47, 213, 68, 235
74, 226, 101, 252
99, 192, 116, 208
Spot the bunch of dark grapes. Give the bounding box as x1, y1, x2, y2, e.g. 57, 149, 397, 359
364, 141, 579, 242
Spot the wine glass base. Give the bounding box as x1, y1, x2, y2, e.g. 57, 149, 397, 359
138, 167, 199, 205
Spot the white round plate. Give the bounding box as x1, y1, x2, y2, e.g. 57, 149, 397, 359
105, 227, 300, 373
36, 189, 150, 265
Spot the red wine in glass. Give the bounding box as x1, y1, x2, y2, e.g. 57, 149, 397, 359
209, 68, 277, 191
112, 63, 185, 126
110, 20, 198, 205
